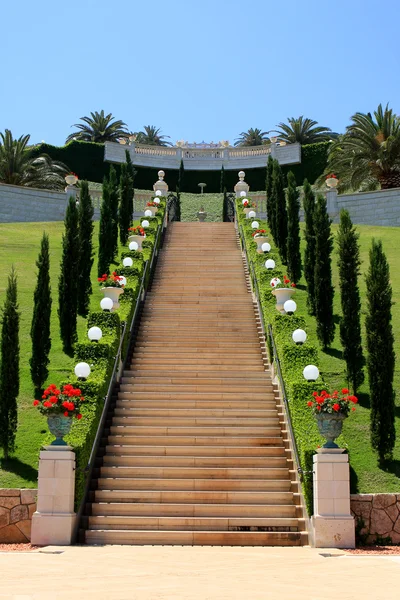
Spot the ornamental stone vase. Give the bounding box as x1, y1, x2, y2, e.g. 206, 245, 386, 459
197, 209, 207, 222
145, 206, 158, 216
326, 177, 339, 189
47, 415, 73, 446
316, 413, 346, 448
128, 234, 146, 251
271, 287, 296, 313
101, 287, 124, 310
243, 207, 255, 218
254, 235, 269, 253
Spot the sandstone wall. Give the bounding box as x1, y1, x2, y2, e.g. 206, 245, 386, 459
0, 489, 37, 543
351, 493, 400, 544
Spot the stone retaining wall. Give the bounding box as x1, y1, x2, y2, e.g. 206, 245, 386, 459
0, 489, 37, 543
351, 494, 400, 544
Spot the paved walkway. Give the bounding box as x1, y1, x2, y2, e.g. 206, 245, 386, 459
1, 546, 399, 600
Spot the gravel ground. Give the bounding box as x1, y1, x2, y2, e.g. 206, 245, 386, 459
345, 546, 400, 555
0, 543, 39, 552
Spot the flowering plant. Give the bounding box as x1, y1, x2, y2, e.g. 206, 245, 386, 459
307, 388, 358, 416
98, 272, 125, 288
146, 202, 158, 207
33, 384, 85, 418
252, 229, 268, 238
128, 226, 146, 236
243, 200, 255, 209
274, 275, 296, 289
326, 173, 337, 179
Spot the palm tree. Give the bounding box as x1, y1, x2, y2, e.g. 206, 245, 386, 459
275, 116, 332, 144
0, 130, 68, 190
234, 128, 270, 147
322, 104, 400, 191
66, 110, 129, 143
134, 126, 172, 146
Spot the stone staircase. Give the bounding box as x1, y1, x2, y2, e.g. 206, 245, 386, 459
85, 222, 307, 546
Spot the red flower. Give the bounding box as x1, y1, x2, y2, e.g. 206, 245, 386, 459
49, 395, 58, 404
76, 414, 82, 420
312, 391, 318, 397
33, 400, 40, 406
307, 401, 313, 407
352, 407, 356, 411
349, 395, 358, 404
43, 401, 52, 408
64, 411, 69, 417
316, 405, 321, 411
342, 388, 349, 394
316, 396, 324, 404
333, 403, 340, 412
291, 283, 296, 287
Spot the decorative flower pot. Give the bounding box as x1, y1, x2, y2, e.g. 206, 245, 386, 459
197, 211, 207, 222
271, 287, 296, 313
243, 207, 255, 218
128, 234, 146, 251
326, 177, 338, 189
316, 413, 346, 448
101, 286, 124, 310
145, 206, 158, 216
65, 174, 78, 186
254, 235, 269, 253
47, 415, 73, 446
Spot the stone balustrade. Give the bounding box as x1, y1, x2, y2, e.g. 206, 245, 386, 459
0, 489, 37, 543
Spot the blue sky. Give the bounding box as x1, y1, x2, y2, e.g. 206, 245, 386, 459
1, 0, 399, 146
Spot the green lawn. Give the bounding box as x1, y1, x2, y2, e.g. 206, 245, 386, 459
0, 222, 102, 487
296, 224, 400, 492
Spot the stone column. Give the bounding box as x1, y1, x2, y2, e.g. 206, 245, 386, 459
234, 171, 250, 198
311, 451, 355, 548
31, 446, 77, 546
153, 170, 169, 197
65, 185, 78, 202
326, 189, 339, 221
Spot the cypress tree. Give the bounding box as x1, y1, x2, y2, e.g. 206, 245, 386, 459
0, 267, 19, 460
365, 239, 396, 463
314, 195, 335, 349
125, 150, 136, 218
178, 159, 185, 193
30, 233, 52, 395
266, 156, 275, 232
98, 177, 114, 277
286, 171, 302, 283
303, 179, 317, 315
274, 160, 288, 263
337, 209, 364, 393
119, 163, 132, 245
220, 165, 226, 194
58, 198, 79, 353
77, 181, 94, 316
108, 166, 119, 260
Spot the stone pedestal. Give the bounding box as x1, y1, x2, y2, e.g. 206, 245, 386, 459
326, 189, 339, 220
31, 446, 77, 546
234, 171, 250, 198
153, 170, 168, 197
311, 451, 355, 548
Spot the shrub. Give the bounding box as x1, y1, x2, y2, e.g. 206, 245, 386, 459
314, 195, 335, 349
286, 171, 302, 283
58, 198, 79, 352
303, 179, 316, 315
77, 181, 94, 316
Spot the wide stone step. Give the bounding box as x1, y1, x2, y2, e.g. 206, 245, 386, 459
113, 408, 279, 418
120, 376, 272, 386
96, 477, 292, 492
90, 501, 298, 519
111, 416, 280, 427
94, 489, 296, 505
102, 455, 288, 468
105, 445, 287, 457
115, 399, 278, 409
109, 426, 282, 437
87, 515, 303, 532
105, 435, 284, 446
117, 391, 276, 400
130, 361, 265, 370
99, 466, 289, 480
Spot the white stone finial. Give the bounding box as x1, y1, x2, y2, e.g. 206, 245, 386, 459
158, 170, 165, 180
238, 171, 245, 181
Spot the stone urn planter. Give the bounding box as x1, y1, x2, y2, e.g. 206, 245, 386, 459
243, 207, 256, 219
271, 287, 296, 314
145, 206, 158, 216
254, 235, 269, 253
128, 234, 146, 251
326, 176, 339, 189
316, 413, 346, 449
65, 174, 78, 186
197, 209, 207, 222
101, 286, 124, 310
47, 415, 72, 446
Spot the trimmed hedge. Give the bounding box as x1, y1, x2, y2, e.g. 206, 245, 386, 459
29, 141, 330, 191
53, 203, 165, 509
236, 200, 348, 515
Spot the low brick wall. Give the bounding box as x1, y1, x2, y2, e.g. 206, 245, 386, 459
351, 493, 400, 544
0, 489, 37, 543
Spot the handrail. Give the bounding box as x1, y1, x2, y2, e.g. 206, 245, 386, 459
235, 203, 304, 481
73, 214, 165, 541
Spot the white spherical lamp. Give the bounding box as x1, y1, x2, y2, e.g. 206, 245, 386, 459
129, 241, 139, 251
270, 277, 281, 288
283, 299, 297, 314
88, 326, 102, 342
123, 257, 133, 267
155, 190, 162, 196
144, 209, 152, 217
265, 259, 276, 270
154, 198, 161, 204
262, 242, 271, 252
303, 364, 320, 382
74, 362, 91, 380
240, 191, 247, 197
248, 210, 256, 219
251, 221, 259, 229
141, 220, 150, 228
292, 329, 307, 345
100, 297, 113, 312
